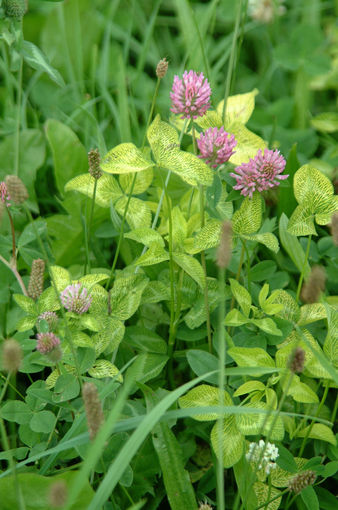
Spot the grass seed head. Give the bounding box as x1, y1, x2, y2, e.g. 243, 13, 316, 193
156, 57, 169, 79
88, 148, 102, 180
82, 382, 104, 440
288, 470, 316, 494
301, 265, 326, 304
28, 259, 45, 300
1, 338, 22, 374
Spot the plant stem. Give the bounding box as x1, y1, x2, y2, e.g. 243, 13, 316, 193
296, 235, 312, 302
106, 77, 162, 289
216, 266, 226, 510
298, 381, 330, 457
0, 254, 27, 296
85, 178, 98, 274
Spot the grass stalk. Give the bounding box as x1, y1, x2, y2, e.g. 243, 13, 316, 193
85, 178, 98, 274
216, 266, 226, 510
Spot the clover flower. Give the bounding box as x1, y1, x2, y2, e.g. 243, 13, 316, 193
230, 149, 287, 198
0, 181, 11, 207
5, 175, 28, 204
197, 127, 237, 167
36, 332, 61, 355
248, 0, 286, 24
60, 283, 92, 314
246, 440, 279, 475
170, 70, 211, 119
38, 311, 59, 331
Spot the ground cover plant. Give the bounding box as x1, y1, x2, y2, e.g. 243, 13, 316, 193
0, 0, 337, 509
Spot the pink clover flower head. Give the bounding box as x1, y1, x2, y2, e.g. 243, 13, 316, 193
0, 181, 11, 206
38, 311, 58, 331
230, 148, 288, 198
60, 283, 92, 314
197, 127, 237, 167
170, 70, 211, 119
36, 332, 60, 354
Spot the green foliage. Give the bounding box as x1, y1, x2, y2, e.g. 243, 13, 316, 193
0, 2, 337, 509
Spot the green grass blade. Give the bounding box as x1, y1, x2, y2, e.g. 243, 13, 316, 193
144, 385, 198, 510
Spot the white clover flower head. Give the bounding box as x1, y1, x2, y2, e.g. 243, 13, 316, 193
246, 440, 279, 475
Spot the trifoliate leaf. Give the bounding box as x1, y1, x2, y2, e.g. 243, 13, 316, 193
253, 482, 282, 510
228, 347, 275, 370
50, 266, 71, 292
184, 220, 221, 255
224, 309, 249, 327
298, 303, 327, 326
323, 305, 338, 368
119, 167, 153, 195
132, 242, 169, 267
242, 233, 279, 253
110, 274, 148, 321
101, 143, 154, 174
210, 416, 244, 468
125, 228, 164, 247
93, 319, 125, 354
65, 173, 121, 207
115, 196, 151, 229
234, 380, 266, 397
147, 115, 213, 186
88, 360, 123, 382
227, 122, 266, 165
296, 424, 336, 445
173, 252, 205, 288
229, 278, 252, 317
268, 289, 300, 323
179, 384, 233, 421
147, 114, 179, 164
217, 89, 259, 126
232, 192, 263, 235
13, 295, 37, 314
